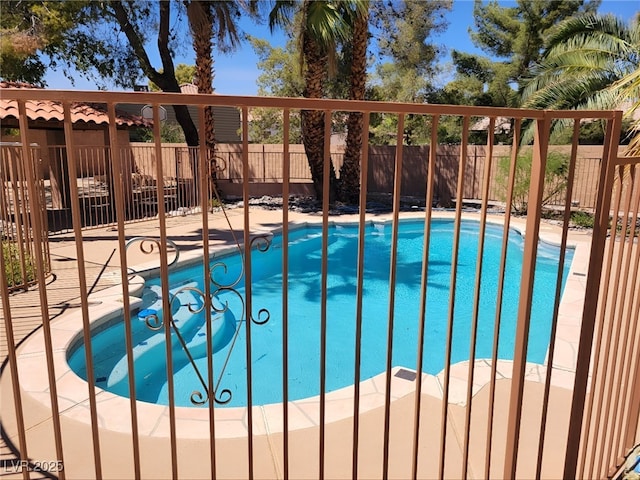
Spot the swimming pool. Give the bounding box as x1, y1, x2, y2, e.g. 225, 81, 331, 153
68, 218, 573, 408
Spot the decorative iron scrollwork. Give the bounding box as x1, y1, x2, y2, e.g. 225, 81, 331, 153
125, 237, 180, 273
208, 155, 228, 176
139, 232, 273, 406
140, 310, 162, 331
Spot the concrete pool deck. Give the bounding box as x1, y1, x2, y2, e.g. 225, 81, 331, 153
1, 206, 593, 478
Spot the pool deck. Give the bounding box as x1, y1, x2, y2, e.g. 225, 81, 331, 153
0, 206, 594, 479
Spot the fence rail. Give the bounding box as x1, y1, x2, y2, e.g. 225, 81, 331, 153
0, 144, 51, 291
0, 88, 638, 479
1, 142, 619, 234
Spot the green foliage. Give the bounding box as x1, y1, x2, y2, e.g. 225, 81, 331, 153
1, 127, 20, 137
251, 36, 305, 97
148, 64, 197, 91
1, 0, 90, 84
523, 14, 639, 111
248, 36, 305, 143
495, 150, 570, 213
570, 210, 595, 228
2, 241, 35, 288
549, 118, 635, 145
433, 0, 599, 116
133, 122, 186, 143
368, 65, 434, 145
471, 0, 600, 69
0, 0, 145, 87
371, 0, 451, 76
368, 112, 433, 146
522, 13, 640, 149
248, 107, 302, 144
365, 0, 450, 145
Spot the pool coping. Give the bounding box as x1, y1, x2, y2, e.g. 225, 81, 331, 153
14, 211, 591, 439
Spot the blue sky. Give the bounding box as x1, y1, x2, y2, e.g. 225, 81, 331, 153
44, 0, 639, 94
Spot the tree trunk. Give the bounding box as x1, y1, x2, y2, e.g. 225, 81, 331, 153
109, 0, 199, 147
302, 31, 337, 203
187, 0, 217, 205
172, 104, 199, 147
339, 7, 369, 204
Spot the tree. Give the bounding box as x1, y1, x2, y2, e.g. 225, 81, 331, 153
444, 0, 600, 110
184, 1, 245, 197
0, 1, 55, 84
268, 0, 358, 202
148, 64, 197, 90
248, 34, 353, 145
521, 13, 640, 151
338, 1, 369, 203
372, 0, 451, 78
186, 1, 242, 151
0, 1, 248, 149
108, 1, 199, 146
249, 36, 304, 143
471, 0, 600, 82
0, 1, 139, 86
367, 0, 451, 145
255, 1, 450, 200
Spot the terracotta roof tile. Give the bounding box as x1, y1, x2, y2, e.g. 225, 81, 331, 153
0, 81, 151, 127
179, 83, 218, 95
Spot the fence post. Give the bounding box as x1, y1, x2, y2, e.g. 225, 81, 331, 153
563, 110, 623, 478
503, 112, 551, 479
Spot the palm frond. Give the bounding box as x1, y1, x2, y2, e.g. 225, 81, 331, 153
268, 0, 297, 33
546, 13, 635, 51
305, 1, 350, 49
611, 67, 640, 156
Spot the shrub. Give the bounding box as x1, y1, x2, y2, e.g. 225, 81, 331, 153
2, 241, 36, 289
570, 211, 595, 228
495, 150, 569, 214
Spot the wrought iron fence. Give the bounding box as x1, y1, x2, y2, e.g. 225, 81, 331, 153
1, 141, 615, 235
0, 88, 638, 480
0, 143, 51, 291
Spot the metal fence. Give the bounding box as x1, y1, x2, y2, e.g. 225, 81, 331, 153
0, 143, 51, 291
1, 142, 616, 235
0, 89, 638, 479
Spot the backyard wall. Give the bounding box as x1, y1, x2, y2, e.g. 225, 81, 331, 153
2, 141, 628, 217
208, 143, 615, 209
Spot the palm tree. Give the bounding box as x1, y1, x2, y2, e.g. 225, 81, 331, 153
269, 0, 359, 202
613, 60, 640, 155
522, 13, 640, 152
339, 1, 369, 204
185, 0, 242, 200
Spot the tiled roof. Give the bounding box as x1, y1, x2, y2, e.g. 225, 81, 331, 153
0, 81, 151, 127
179, 83, 199, 94
179, 83, 219, 95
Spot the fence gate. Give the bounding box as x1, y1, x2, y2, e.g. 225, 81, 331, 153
564, 126, 640, 480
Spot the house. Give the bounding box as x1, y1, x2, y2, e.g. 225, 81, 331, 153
116, 83, 241, 143
0, 81, 150, 180
0, 81, 150, 228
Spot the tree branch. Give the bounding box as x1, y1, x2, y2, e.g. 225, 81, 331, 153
108, 1, 161, 85
157, 0, 176, 82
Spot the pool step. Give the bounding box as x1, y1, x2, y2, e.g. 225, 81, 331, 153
106, 283, 234, 392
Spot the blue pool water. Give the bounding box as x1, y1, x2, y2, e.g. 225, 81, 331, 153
68, 219, 573, 407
